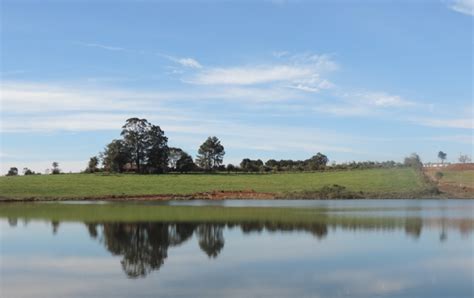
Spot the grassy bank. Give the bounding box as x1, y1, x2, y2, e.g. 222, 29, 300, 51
0, 168, 436, 200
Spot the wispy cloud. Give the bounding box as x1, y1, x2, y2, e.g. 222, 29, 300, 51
162, 55, 202, 69
77, 41, 202, 68
448, 0, 474, 16
78, 42, 126, 51
346, 91, 415, 108
190, 65, 312, 85
414, 117, 473, 129
189, 53, 337, 93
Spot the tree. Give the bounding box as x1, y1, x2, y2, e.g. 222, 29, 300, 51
6, 167, 18, 176
23, 167, 34, 175
86, 156, 99, 173
240, 158, 264, 172
145, 125, 169, 173
226, 164, 236, 173
121, 118, 151, 173
265, 159, 279, 171
52, 162, 60, 174
196, 136, 225, 171
175, 152, 195, 173
404, 153, 423, 169
168, 147, 184, 170
438, 151, 447, 164
101, 139, 130, 173
121, 118, 169, 174
306, 153, 329, 170
458, 154, 471, 164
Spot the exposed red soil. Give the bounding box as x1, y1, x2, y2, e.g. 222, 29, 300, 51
0, 190, 277, 202
444, 163, 474, 171
424, 165, 474, 198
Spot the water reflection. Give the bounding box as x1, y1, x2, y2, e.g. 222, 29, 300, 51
5, 216, 472, 279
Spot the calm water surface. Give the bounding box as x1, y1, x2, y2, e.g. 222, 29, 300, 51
1, 199, 473, 298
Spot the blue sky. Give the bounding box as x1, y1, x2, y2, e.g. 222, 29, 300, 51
1, 0, 473, 173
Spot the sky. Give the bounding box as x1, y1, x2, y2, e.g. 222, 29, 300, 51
0, 0, 473, 174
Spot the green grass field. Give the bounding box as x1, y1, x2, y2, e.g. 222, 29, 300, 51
0, 168, 430, 199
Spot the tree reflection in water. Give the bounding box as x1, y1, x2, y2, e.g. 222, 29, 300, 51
81, 221, 331, 278
6, 216, 472, 279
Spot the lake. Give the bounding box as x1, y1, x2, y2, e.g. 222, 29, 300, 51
1, 199, 473, 298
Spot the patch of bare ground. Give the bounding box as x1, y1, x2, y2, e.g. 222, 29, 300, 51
0, 190, 277, 202
424, 165, 474, 198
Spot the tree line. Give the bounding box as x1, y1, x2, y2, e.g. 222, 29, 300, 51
85, 118, 333, 174
82, 118, 399, 174
87, 118, 225, 174
4, 117, 472, 176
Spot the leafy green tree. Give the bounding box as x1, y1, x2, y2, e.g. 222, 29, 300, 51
438, 151, 447, 164
52, 162, 60, 174
6, 167, 18, 176
265, 159, 279, 171
404, 153, 423, 169
121, 118, 169, 173
175, 152, 195, 173
306, 153, 329, 170
86, 156, 99, 173
196, 136, 225, 171
240, 159, 264, 172
101, 139, 130, 173
23, 167, 34, 175
168, 147, 184, 170
121, 118, 151, 173
226, 164, 237, 173
145, 125, 169, 173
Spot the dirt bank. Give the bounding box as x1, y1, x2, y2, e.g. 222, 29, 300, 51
0, 190, 277, 202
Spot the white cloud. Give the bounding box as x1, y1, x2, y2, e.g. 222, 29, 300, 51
272, 51, 289, 58
160, 54, 203, 69
0, 81, 303, 118
190, 65, 313, 85
347, 91, 415, 108
189, 53, 337, 93
415, 117, 473, 129
176, 57, 202, 69
0, 81, 168, 113
78, 42, 126, 51
77, 41, 202, 68
449, 0, 474, 16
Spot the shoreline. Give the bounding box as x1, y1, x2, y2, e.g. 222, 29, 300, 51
1, 189, 471, 202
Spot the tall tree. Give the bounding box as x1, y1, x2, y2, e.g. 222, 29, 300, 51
438, 151, 447, 164
176, 152, 195, 173
101, 139, 130, 173
146, 125, 169, 173
6, 167, 18, 176
121, 118, 151, 173
52, 162, 60, 174
458, 154, 472, 164
306, 153, 329, 170
196, 136, 225, 171
168, 147, 184, 170
86, 156, 99, 173
404, 153, 423, 169
23, 167, 34, 175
